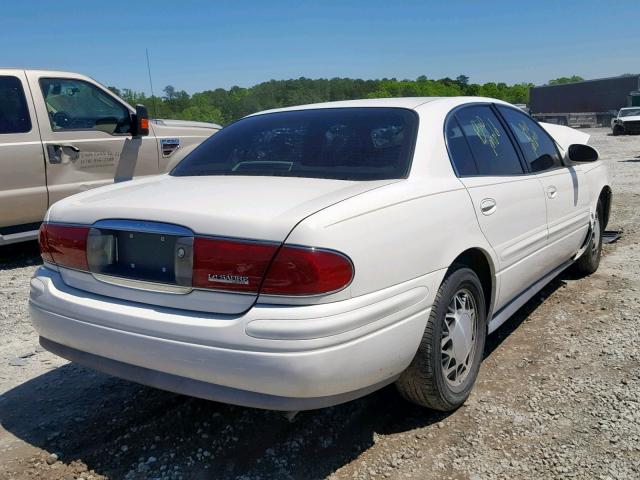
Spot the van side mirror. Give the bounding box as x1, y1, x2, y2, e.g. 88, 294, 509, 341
131, 104, 150, 137
567, 144, 598, 163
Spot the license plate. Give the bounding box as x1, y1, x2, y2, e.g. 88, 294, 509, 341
87, 226, 193, 286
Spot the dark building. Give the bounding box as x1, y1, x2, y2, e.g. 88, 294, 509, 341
530, 75, 640, 126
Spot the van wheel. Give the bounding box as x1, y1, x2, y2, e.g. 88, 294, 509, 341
573, 201, 603, 276
396, 266, 486, 411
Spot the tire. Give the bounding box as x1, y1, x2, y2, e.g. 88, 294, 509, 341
573, 200, 603, 276
612, 125, 624, 136
396, 266, 487, 411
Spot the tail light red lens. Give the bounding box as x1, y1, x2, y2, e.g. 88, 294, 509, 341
39, 223, 90, 271
261, 246, 353, 296
192, 237, 278, 293
40, 222, 353, 297
38, 224, 54, 264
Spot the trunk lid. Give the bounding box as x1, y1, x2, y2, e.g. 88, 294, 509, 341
49, 175, 396, 314
49, 175, 394, 240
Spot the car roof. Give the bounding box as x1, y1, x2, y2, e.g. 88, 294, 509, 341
249, 96, 512, 117
0, 68, 87, 76
250, 97, 443, 115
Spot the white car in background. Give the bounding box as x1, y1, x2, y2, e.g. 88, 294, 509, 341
30, 97, 611, 412
611, 107, 640, 135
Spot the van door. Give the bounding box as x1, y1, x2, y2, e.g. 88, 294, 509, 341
446, 104, 549, 310
0, 70, 47, 241
25, 72, 159, 206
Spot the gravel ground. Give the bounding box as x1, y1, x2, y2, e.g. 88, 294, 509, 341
0, 128, 638, 480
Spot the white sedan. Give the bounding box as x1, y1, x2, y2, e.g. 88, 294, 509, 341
30, 97, 611, 412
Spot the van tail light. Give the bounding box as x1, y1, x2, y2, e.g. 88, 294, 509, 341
192, 237, 278, 293
39, 223, 89, 271
261, 246, 353, 296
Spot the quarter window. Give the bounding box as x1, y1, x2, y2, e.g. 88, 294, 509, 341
39, 78, 131, 134
453, 106, 524, 176
445, 117, 478, 175
0, 76, 32, 134
497, 106, 562, 172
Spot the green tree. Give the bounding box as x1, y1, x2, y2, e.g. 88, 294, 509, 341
548, 76, 584, 85
456, 75, 470, 86
113, 74, 536, 125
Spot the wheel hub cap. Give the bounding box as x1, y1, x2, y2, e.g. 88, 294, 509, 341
441, 288, 478, 388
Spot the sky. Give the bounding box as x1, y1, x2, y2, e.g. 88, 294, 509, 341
1, 1, 638, 95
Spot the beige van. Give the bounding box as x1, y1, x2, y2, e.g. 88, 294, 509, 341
0, 69, 220, 245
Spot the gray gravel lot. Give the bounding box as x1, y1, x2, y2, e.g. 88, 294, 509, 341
0, 128, 638, 480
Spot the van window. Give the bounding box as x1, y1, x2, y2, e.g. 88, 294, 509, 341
39, 78, 131, 134
497, 106, 563, 172
0, 76, 32, 134
172, 108, 418, 181
454, 105, 524, 176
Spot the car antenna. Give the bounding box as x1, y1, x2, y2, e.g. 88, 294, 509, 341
146, 48, 158, 120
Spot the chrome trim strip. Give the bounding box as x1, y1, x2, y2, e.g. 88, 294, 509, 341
93, 273, 193, 295
43, 221, 281, 247
0, 229, 39, 246
92, 219, 193, 236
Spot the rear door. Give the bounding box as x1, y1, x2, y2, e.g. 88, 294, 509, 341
497, 106, 591, 266
25, 72, 159, 206
0, 70, 47, 236
446, 104, 549, 310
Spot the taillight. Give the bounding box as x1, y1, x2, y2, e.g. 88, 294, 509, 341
38, 224, 54, 264
39, 223, 353, 297
39, 223, 90, 271
192, 237, 278, 293
261, 246, 353, 296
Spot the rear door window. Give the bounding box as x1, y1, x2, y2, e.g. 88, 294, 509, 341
0, 76, 32, 134
497, 106, 563, 172
454, 105, 524, 176
171, 108, 418, 181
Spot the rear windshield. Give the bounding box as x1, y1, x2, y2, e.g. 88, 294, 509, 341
171, 107, 418, 181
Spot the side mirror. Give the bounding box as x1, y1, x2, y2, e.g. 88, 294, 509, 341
567, 144, 598, 163
131, 104, 150, 137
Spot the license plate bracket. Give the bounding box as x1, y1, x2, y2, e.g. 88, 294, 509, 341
87, 224, 194, 288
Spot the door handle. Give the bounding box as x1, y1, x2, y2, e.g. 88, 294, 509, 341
480, 198, 497, 216
547, 186, 558, 199
46, 144, 80, 164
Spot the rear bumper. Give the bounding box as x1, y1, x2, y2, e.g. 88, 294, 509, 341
30, 267, 438, 410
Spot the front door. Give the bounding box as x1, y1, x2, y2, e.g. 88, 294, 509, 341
25, 72, 159, 206
0, 71, 47, 233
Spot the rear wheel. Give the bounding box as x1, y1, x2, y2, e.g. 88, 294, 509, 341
396, 266, 486, 411
573, 201, 603, 276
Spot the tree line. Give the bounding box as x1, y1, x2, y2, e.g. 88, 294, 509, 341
107, 75, 580, 126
